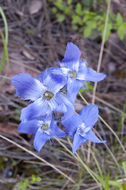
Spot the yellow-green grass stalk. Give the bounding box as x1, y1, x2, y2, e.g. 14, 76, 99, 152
0, 7, 9, 87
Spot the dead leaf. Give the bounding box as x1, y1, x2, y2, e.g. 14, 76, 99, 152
0, 122, 18, 136
0, 106, 3, 112
112, 0, 120, 3
29, 0, 42, 14
22, 47, 35, 60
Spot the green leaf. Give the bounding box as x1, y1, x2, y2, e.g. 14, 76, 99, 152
0, 8, 9, 74
75, 3, 83, 16
109, 180, 122, 188
83, 0, 91, 7
64, 6, 72, 15
72, 25, 78, 30
67, 0, 72, 5
0, 7, 8, 44
16, 180, 30, 190
105, 22, 112, 41
56, 14, 65, 22
122, 184, 126, 190
83, 27, 92, 38
87, 21, 96, 29
52, 7, 57, 14
93, 173, 105, 186
31, 175, 41, 183
95, 15, 101, 21
83, 21, 96, 38
88, 84, 93, 91
104, 175, 110, 190
54, 0, 64, 11
122, 162, 126, 176
72, 15, 83, 25
98, 24, 104, 32
83, 14, 90, 22
116, 13, 123, 25
79, 82, 93, 93
117, 25, 125, 40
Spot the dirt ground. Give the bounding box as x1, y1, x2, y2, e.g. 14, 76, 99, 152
0, 0, 126, 189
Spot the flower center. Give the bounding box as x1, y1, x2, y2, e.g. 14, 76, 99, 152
77, 123, 90, 137
43, 90, 54, 100
69, 71, 76, 78
41, 124, 48, 131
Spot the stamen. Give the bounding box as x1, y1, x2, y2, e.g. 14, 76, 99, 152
69, 71, 76, 78
43, 90, 54, 100
41, 124, 48, 130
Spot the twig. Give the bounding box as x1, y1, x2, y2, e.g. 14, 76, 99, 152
0, 134, 75, 183
87, 92, 126, 118
92, 0, 111, 104
87, 0, 111, 163
0, 75, 10, 79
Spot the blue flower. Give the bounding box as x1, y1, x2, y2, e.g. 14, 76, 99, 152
18, 115, 66, 152
11, 68, 74, 121
60, 42, 106, 104
61, 104, 106, 154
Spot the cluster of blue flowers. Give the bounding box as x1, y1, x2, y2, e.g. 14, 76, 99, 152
11, 42, 106, 154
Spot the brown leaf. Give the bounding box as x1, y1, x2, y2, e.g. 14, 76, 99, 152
29, 0, 42, 14
0, 122, 18, 136
22, 47, 35, 60
112, 0, 120, 3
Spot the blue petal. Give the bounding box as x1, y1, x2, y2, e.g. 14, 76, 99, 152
55, 93, 74, 117
60, 60, 80, 73
50, 119, 66, 138
85, 68, 106, 82
38, 67, 51, 83
41, 114, 52, 125
60, 43, 81, 72
11, 73, 46, 101
62, 42, 81, 62
72, 132, 86, 155
60, 67, 70, 77
38, 67, 66, 94
48, 96, 67, 113
76, 60, 87, 80
61, 113, 81, 137
20, 98, 51, 121
77, 61, 106, 82
86, 130, 106, 143
67, 78, 83, 104
34, 128, 50, 152
47, 95, 68, 113
18, 120, 39, 134
80, 105, 99, 128
47, 97, 58, 112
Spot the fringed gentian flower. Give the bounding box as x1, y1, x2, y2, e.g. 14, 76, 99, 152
12, 68, 74, 121
18, 115, 66, 151
11, 42, 107, 154
60, 42, 106, 104
62, 104, 106, 154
